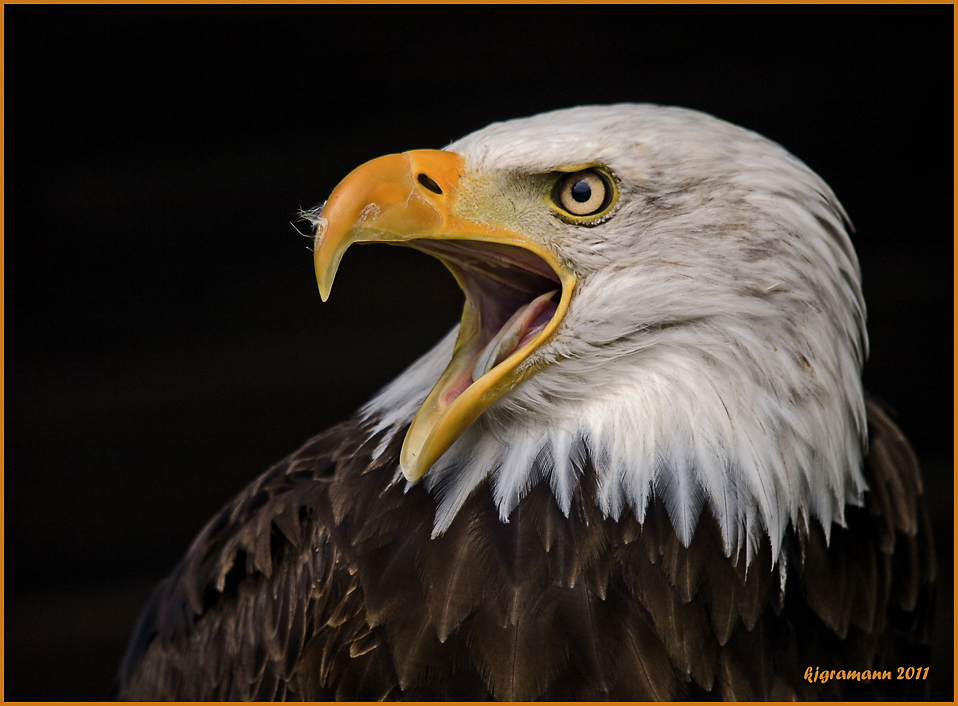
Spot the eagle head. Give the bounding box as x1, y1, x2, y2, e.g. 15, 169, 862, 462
308, 104, 868, 564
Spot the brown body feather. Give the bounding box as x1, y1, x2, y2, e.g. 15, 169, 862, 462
118, 397, 934, 700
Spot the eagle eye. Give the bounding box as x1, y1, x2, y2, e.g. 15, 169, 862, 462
552, 169, 615, 219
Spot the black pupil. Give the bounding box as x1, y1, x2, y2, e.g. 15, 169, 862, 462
571, 180, 592, 203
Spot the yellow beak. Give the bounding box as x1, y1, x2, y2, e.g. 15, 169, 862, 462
313, 150, 576, 481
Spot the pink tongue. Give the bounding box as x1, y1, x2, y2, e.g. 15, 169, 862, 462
472, 289, 559, 382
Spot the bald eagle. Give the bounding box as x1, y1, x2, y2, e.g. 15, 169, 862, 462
118, 105, 934, 700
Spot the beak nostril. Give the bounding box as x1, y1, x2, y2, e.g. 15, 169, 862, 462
417, 173, 443, 195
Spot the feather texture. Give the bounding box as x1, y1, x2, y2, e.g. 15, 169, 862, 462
118, 398, 934, 700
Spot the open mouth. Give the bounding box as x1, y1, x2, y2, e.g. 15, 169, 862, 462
312, 148, 577, 480
406, 239, 563, 407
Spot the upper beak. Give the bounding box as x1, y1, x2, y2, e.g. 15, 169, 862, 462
312, 149, 576, 481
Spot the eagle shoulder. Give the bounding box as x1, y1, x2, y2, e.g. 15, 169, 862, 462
117, 418, 400, 700
119, 399, 934, 700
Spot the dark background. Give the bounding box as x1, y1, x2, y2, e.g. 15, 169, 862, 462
5, 7, 952, 700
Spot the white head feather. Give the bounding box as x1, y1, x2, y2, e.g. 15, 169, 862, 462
361, 104, 868, 566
